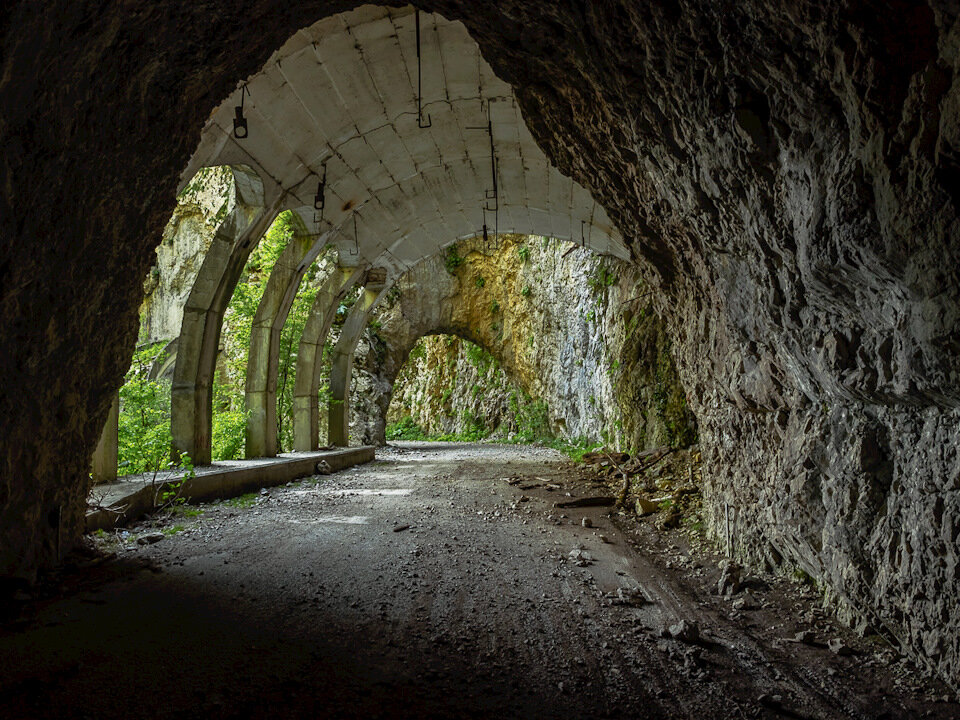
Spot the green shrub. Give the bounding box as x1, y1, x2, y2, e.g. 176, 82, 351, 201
386, 416, 426, 440
444, 245, 465, 274
212, 408, 248, 461
587, 265, 617, 292
118, 345, 174, 476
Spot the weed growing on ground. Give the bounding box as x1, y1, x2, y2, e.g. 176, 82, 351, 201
386, 416, 426, 440
224, 492, 259, 509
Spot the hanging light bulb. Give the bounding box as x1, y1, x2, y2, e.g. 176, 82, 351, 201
314, 165, 327, 214
233, 86, 248, 139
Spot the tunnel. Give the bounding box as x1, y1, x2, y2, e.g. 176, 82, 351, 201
0, 1, 958, 716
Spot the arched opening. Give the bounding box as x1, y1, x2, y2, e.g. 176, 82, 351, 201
341, 233, 696, 454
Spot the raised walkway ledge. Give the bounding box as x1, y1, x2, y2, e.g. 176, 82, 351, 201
86, 447, 375, 533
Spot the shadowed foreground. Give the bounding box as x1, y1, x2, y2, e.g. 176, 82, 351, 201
1, 444, 955, 719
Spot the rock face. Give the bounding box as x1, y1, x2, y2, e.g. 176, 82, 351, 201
348, 235, 694, 450
1, 0, 959, 686
140, 167, 237, 346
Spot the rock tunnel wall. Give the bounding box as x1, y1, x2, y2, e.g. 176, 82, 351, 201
347, 235, 695, 451
0, 0, 958, 684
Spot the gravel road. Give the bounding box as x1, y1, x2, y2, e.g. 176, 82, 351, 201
0, 442, 955, 719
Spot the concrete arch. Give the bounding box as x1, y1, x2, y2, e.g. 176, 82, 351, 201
327, 270, 390, 446
148, 339, 178, 383
292, 266, 366, 451
171, 166, 284, 465
180, 6, 629, 281
243, 212, 325, 458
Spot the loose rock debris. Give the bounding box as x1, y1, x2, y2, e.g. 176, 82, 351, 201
3, 442, 955, 720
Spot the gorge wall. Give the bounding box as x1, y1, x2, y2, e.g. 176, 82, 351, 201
348, 235, 694, 450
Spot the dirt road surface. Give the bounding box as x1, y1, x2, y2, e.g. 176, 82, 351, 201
1, 443, 956, 719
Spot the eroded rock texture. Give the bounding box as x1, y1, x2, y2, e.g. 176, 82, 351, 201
349, 235, 694, 449
140, 167, 237, 346
0, 0, 958, 684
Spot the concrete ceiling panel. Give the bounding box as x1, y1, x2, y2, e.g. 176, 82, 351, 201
186, 6, 629, 267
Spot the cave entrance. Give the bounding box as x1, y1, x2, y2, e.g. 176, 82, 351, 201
99, 3, 636, 476
85, 4, 694, 536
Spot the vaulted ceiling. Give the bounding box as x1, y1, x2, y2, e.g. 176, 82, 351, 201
180, 4, 628, 277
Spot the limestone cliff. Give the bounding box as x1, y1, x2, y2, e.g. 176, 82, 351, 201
140, 167, 237, 346
348, 235, 695, 451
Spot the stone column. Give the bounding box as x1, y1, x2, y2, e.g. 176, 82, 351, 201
244, 216, 321, 458
328, 270, 388, 446
171, 168, 280, 465
91, 392, 119, 484
292, 267, 364, 451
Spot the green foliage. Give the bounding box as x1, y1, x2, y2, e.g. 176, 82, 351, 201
520, 285, 532, 297
587, 265, 617, 292
508, 391, 552, 442
386, 416, 426, 440
651, 339, 698, 448
546, 437, 603, 462
490, 300, 500, 314
408, 342, 427, 362
474, 275, 486, 288
224, 492, 259, 509
444, 245, 465, 274
118, 344, 173, 476
212, 405, 248, 460
214, 210, 327, 457
516, 244, 531, 262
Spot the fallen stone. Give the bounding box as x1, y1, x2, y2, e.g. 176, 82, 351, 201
315, 460, 332, 474
828, 638, 854, 656
665, 619, 700, 644
599, 534, 612, 544
393, 524, 410, 533
137, 532, 164, 545
731, 593, 758, 612
717, 560, 742, 596
518, 495, 530, 503
635, 498, 659, 515
581, 517, 593, 528
611, 587, 650, 606
568, 548, 594, 567
790, 630, 817, 645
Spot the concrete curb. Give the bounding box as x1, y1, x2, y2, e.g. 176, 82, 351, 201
85, 447, 375, 533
